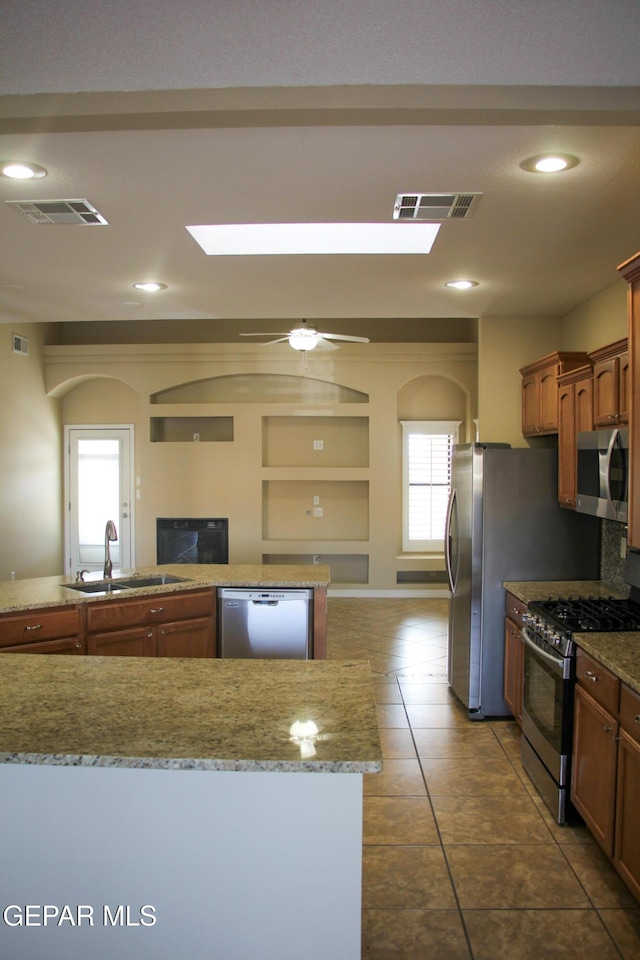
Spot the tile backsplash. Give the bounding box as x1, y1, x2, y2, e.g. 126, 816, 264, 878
601, 519, 628, 589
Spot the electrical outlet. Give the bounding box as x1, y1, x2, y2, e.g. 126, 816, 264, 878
313, 440, 324, 451
313, 555, 321, 564
621, 535, 628, 559
313, 506, 324, 517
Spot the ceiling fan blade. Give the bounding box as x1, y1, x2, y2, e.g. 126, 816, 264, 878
318, 332, 371, 343
239, 332, 290, 337
314, 337, 340, 351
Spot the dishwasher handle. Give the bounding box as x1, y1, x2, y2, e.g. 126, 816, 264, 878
252, 599, 279, 606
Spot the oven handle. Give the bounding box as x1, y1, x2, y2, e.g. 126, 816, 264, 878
521, 627, 569, 677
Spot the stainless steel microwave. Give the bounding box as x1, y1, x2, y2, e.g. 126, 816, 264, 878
576, 427, 628, 523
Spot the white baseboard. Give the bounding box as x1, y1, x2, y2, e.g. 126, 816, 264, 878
327, 588, 451, 599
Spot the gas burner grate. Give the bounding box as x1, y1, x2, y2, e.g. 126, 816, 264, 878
529, 597, 640, 633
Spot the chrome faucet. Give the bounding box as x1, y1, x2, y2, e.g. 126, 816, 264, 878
104, 520, 118, 579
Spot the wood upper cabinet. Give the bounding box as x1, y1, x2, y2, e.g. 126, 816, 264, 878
0, 606, 83, 654
86, 589, 215, 658
520, 352, 590, 436
590, 338, 629, 427
557, 364, 593, 508
618, 252, 640, 548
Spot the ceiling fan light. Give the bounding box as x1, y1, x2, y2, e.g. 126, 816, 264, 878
445, 279, 478, 290
289, 331, 319, 351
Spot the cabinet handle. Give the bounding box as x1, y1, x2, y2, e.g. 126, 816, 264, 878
149, 608, 165, 615
635, 715, 640, 725
75, 642, 82, 649
604, 724, 614, 733
584, 671, 599, 682
24, 624, 42, 632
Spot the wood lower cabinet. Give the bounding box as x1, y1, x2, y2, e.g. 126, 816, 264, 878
0, 606, 82, 654
503, 592, 525, 726
86, 589, 215, 658
571, 683, 618, 855
572, 648, 640, 900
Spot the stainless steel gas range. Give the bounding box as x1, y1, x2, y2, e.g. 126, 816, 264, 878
521, 593, 640, 824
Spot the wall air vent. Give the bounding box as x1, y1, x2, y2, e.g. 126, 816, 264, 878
5, 199, 108, 225
393, 193, 481, 221
12, 333, 29, 356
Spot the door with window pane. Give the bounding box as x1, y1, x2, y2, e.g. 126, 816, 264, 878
66, 427, 133, 575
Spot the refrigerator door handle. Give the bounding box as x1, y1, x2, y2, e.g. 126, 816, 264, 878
445, 487, 457, 593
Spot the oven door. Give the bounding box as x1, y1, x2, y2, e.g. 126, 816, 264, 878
521, 627, 574, 787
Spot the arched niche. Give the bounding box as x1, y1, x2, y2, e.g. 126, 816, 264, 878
398, 374, 470, 437
59, 375, 141, 423
150, 373, 369, 405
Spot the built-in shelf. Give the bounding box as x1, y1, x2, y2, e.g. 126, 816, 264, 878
262, 553, 369, 584
262, 480, 369, 541
262, 416, 369, 467
150, 417, 234, 443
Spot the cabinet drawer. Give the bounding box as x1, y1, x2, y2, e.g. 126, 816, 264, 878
576, 649, 620, 714
0, 607, 81, 648
505, 592, 527, 629
86, 589, 214, 633
619, 684, 640, 743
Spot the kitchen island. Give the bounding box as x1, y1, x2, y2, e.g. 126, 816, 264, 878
0, 652, 380, 960
0, 563, 330, 659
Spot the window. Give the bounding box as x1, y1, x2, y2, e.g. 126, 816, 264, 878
401, 421, 461, 552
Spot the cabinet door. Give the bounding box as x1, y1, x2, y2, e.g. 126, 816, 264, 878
539, 365, 560, 431
618, 352, 630, 423
0, 637, 86, 654
575, 377, 594, 432
88, 627, 155, 657
614, 729, 640, 900
558, 381, 576, 507
571, 684, 618, 855
157, 618, 215, 658
521, 374, 540, 435
593, 358, 619, 426
503, 618, 523, 726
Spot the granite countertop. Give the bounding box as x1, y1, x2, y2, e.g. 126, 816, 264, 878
504, 579, 640, 697
0, 654, 382, 773
0, 564, 331, 615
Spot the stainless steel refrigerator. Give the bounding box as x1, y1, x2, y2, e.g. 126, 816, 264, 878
445, 444, 600, 719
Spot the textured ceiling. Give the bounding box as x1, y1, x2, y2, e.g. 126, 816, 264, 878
0, 1, 639, 338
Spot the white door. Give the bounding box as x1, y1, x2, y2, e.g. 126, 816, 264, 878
65, 426, 134, 576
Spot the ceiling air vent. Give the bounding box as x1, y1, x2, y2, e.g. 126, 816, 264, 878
12, 334, 29, 356
393, 193, 481, 221
6, 199, 108, 225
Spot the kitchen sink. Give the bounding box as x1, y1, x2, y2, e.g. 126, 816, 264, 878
65, 581, 129, 594
115, 575, 189, 588
65, 574, 190, 594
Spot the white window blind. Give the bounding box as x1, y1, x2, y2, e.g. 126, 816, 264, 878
401, 421, 460, 552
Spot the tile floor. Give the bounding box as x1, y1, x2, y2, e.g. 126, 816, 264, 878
326, 597, 640, 960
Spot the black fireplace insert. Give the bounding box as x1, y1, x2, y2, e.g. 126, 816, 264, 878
156, 518, 228, 565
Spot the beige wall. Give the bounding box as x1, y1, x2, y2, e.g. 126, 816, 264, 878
0, 324, 62, 580
0, 276, 630, 587
477, 316, 563, 446
562, 279, 628, 352
46, 342, 477, 591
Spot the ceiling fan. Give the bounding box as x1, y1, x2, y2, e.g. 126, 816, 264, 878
240, 319, 370, 352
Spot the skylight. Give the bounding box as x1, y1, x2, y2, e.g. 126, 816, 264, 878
186, 222, 440, 256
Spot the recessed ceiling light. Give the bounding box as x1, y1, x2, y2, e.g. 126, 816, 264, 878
133, 282, 167, 292
186, 222, 440, 256
1, 161, 47, 180
520, 154, 579, 174
445, 279, 478, 290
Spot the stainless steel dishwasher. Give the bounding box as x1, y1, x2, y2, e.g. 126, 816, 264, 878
217, 588, 314, 658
